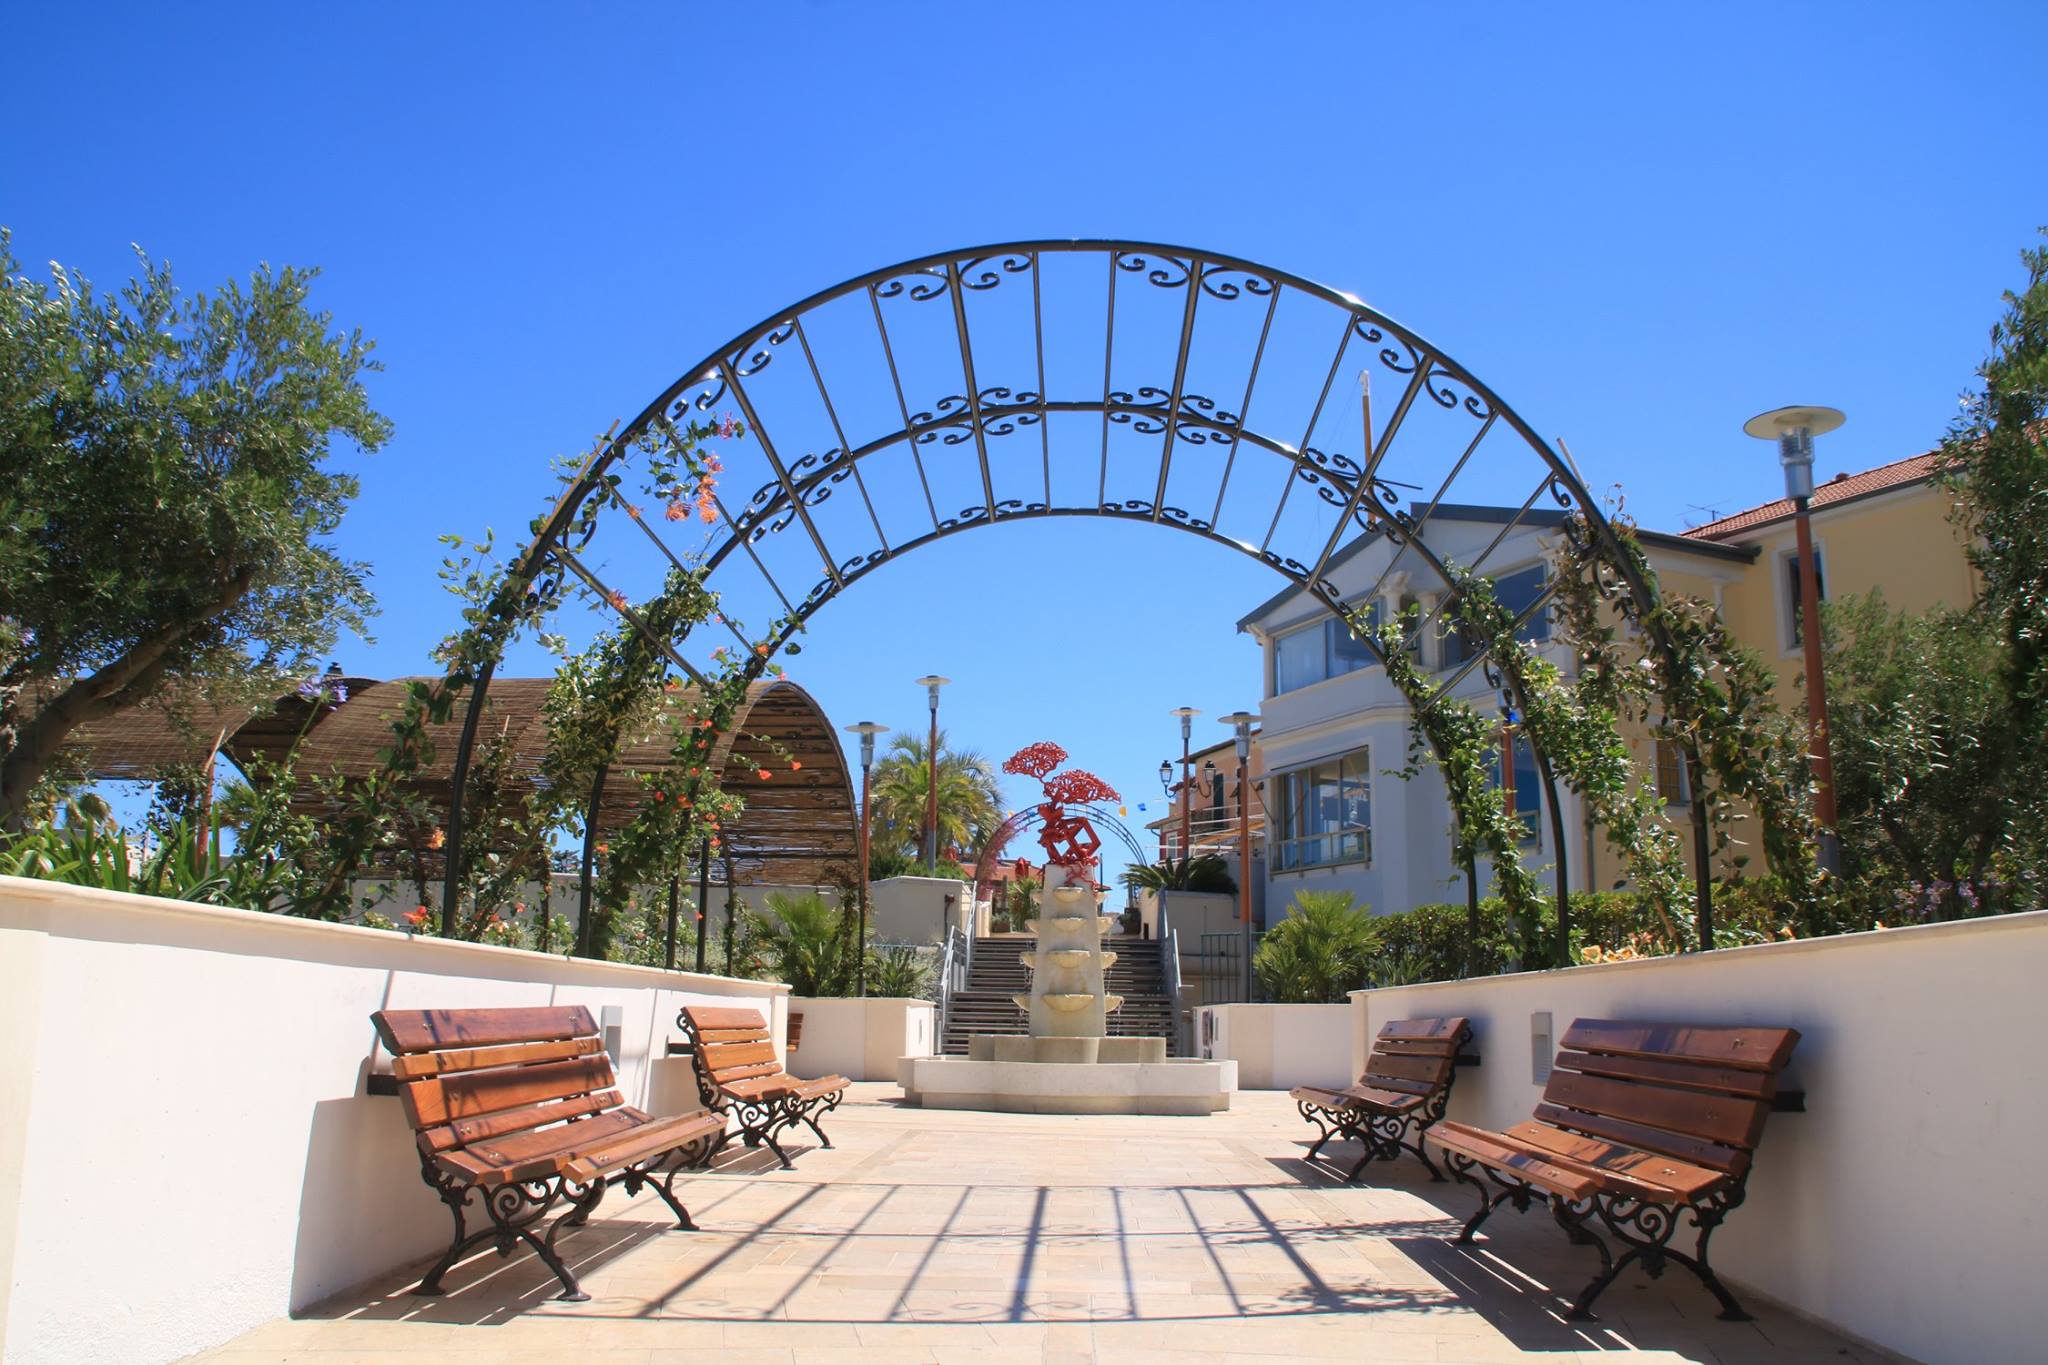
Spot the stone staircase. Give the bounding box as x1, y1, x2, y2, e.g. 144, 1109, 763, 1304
941, 934, 1178, 1057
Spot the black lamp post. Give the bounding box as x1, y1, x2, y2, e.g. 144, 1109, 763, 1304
914, 675, 949, 867
1219, 711, 1257, 1000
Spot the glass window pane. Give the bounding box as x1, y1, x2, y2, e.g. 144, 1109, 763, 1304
1276, 624, 1325, 693
1329, 603, 1379, 675
1496, 565, 1549, 643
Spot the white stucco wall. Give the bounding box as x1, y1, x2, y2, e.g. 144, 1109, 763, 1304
785, 996, 936, 1082
0, 876, 789, 1365
1191, 1003, 1354, 1090
1346, 911, 2048, 1365
865, 876, 973, 945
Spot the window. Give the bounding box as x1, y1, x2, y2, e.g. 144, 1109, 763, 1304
1654, 738, 1690, 807
1785, 549, 1827, 649
1484, 732, 1542, 848
1271, 601, 1383, 694
1274, 748, 1372, 871
1442, 564, 1549, 668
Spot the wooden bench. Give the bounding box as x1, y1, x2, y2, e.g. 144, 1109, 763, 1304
1291, 1016, 1472, 1181
371, 1005, 724, 1302
1425, 1017, 1800, 1322
675, 1004, 848, 1168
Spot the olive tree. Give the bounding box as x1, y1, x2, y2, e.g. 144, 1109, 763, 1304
0, 233, 388, 823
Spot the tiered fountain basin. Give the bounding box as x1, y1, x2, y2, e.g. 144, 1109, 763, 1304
899, 871, 1235, 1114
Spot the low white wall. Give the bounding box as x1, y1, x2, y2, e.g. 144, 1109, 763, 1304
1348, 912, 2048, 1365
1192, 1003, 1353, 1090
785, 996, 935, 1082
0, 876, 789, 1365
866, 876, 971, 945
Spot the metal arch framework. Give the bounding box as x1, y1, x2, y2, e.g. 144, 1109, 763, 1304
970, 802, 1150, 906
445, 240, 1687, 945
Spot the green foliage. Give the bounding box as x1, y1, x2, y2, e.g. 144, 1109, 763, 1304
1823, 592, 2020, 918
750, 890, 861, 996
1253, 890, 1379, 1003
1368, 603, 1551, 964
1119, 853, 1235, 894
865, 943, 932, 998
0, 801, 232, 902
869, 731, 1003, 860
0, 232, 389, 823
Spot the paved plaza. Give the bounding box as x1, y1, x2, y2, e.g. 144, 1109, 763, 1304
197, 1086, 1877, 1364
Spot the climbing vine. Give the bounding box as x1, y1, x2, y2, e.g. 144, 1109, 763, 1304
1360, 602, 1551, 967
1445, 569, 1691, 948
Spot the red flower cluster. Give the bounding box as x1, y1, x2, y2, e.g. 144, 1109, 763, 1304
1002, 741, 1067, 779
1044, 769, 1119, 806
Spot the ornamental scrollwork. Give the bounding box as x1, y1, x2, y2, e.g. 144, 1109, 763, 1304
1113, 250, 1192, 289
1198, 262, 1276, 300
874, 268, 950, 302
957, 253, 1033, 290
734, 320, 796, 378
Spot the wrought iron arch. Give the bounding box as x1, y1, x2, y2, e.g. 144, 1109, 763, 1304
445, 241, 1698, 956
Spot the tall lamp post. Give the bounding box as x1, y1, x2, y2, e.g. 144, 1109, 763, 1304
1743, 405, 1845, 876
1170, 706, 1199, 860
1219, 711, 1257, 1000
845, 721, 889, 997
914, 675, 950, 868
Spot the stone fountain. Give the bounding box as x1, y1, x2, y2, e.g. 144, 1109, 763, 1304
898, 742, 1235, 1114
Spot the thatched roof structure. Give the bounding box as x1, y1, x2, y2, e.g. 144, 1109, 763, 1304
62, 676, 857, 885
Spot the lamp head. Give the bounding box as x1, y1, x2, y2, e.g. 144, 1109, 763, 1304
914, 674, 951, 710
844, 720, 888, 765
1743, 405, 1844, 502
1158, 760, 1174, 793
1170, 705, 1200, 741
1218, 711, 1256, 762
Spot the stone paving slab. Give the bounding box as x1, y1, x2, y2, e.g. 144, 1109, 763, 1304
194, 1085, 1885, 1363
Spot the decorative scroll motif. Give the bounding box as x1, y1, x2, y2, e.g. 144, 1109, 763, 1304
1171, 391, 1240, 443
1353, 315, 1422, 373
1422, 358, 1494, 420
873, 268, 950, 302
1113, 250, 1192, 289
1197, 261, 1276, 300
957, 253, 1033, 290
734, 320, 796, 378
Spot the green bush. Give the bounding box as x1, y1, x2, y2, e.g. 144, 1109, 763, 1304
866, 944, 932, 998
1254, 890, 1378, 1002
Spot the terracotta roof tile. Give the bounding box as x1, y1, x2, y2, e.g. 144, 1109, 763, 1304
1683, 450, 1946, 541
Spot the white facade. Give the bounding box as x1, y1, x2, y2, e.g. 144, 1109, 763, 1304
1238, 506, 1748, 921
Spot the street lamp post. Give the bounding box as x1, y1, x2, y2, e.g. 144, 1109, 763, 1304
1219, 711, 1257, 1001
1171, 706, 1199, 861
845, 721, 889, 997
914, 676, 950, 868
1744, 405, 1846, 876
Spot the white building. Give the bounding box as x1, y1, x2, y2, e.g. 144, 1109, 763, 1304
1235, 504, 1753, 922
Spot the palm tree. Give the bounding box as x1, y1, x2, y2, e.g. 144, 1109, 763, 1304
870, 729, 1003, 861
1252, 890, 1379, 1003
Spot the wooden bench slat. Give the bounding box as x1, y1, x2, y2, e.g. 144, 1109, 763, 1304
1532, 1102, 1751, 1175
392, 1035, 604, 1080
402, 1055, 615, 1129
454, 1111, 649, 1185
1373, 1038, 1461, 1058
1351, 1072, 1437, 1097
1426, 1121, 1599, 1201
1365, 1052, 1453, 1086
701, 1040, 778, 1071
1501, 1121, 1729, 1204
419, 1091, 615, 1153
1560, 1019, 1800, 1073
710, 1060, 785, 1084
560, 1111, 726, 1184
681, 1005, 770, 1031
694, 1027, 769, 1045
1378, 1016, 1468, 1042
1542, 1069, 1769, 1149
1554, 1048, 1780, 1100
374, 1006, 597, 1055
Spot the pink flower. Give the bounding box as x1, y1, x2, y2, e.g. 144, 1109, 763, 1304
664, 500, 687, 522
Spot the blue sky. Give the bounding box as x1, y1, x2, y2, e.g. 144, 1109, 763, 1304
6, 2, 2044, 887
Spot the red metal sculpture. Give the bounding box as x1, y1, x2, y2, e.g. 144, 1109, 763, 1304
1001, 741, 1121, 887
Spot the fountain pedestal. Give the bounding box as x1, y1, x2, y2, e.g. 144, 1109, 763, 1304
899, 864, 1235, 1113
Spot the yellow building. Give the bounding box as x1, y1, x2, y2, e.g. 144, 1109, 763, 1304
1682, 449, 1978, 713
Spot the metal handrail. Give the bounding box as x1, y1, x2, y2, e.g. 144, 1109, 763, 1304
1157, 894, 1185, 1054
936, 927, 959, 1040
